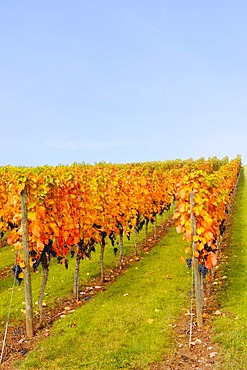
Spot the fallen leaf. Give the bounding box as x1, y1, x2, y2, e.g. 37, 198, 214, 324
185, 310, 194, 316
214, 310, 222, 315
180, 256, 186, 264
190, 339, 202, 346
94, 286, 103, 291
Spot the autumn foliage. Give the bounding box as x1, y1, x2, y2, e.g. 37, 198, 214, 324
173, 157, 241, 270
0, 156, 241, 275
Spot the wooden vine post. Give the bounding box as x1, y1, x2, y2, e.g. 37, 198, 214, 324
190, 191, 203, 328
20, 188, 34, 337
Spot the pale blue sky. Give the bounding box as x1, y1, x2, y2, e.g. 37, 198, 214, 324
1, 1, 246, 166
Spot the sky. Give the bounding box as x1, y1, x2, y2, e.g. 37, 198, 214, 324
0, 1, 246, 166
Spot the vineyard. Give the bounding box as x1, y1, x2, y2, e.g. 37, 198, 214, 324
0, 156, 245, 369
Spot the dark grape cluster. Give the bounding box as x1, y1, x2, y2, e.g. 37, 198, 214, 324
186, 258, 192, 269
32, 259, 39, 271
198, 264, 208, 278
43, 239, 56, 256
136, 219, 145, 232
56, 256, 68, 269
76, 238, 96, 261
219, 219, 226, 236
12, 264, 23, 285
109, 231, 115, 246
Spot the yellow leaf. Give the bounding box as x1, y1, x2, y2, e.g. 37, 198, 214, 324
172, 212, 180, 220
14, 241, 22, 250
193, 250, 199, 258
19, 261, 26, 269
18, 271, 24, 279
193, 235, 200, 242
196, 242, 204, 251
28, 212, 36, 221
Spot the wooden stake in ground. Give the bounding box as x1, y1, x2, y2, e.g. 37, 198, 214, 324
20, 188, 34, 337
119, 224, 124, 269
190, 191, 203, 328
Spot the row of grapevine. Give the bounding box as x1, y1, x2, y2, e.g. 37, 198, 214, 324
173, 156, 241, 326
0, 156, 240, 334
173, 157, 241, 269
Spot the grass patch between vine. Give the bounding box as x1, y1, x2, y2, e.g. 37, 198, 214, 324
213, 166, 247, 369
15, 227, 190, 370
0, 245, 15, 271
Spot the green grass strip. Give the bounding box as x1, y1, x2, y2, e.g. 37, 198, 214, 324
213, 166, 247, 369
0, 245, 15, 271
16, 228, 190, 370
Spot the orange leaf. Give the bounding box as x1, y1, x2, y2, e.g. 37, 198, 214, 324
196, 242, 204, 251
38, 206, 46, 219
37, 240, 44, 252
7, 231, 19, 245
205, 252, 217, 270
180, 256, 186, 264
30, 223, 41, 238
193, 250, 199, 258
184, 230, 192, 241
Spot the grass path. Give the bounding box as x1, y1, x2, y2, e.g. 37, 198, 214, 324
12, 227, 190, 370
213, 166, 247, 369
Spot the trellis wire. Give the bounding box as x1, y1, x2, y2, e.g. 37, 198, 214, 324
189, 261, 194, 348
